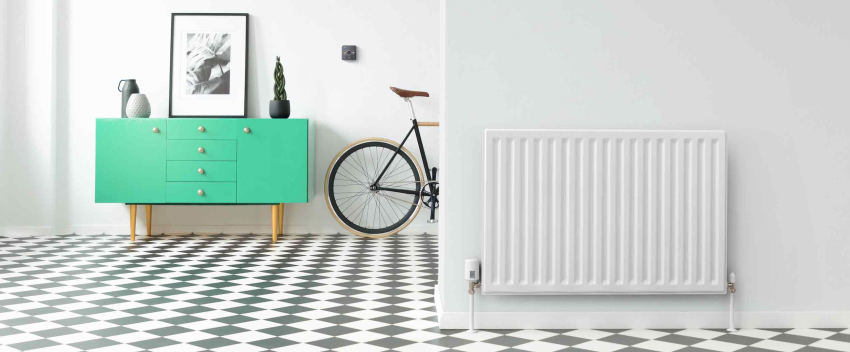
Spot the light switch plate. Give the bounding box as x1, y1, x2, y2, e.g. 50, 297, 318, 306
342, 45, 356, 60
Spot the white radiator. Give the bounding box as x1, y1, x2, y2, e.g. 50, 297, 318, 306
482, 130, 726, 295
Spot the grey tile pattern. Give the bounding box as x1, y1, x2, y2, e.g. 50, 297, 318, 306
0, 233, 847, 352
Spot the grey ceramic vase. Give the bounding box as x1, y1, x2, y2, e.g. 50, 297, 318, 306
118, 79, 139, 118
270, 100, 290, 119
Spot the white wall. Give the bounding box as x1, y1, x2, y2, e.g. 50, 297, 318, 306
0, 0, 8, 228
440, 0, 850, 327
1, 0, 57, 236
2, 0, 440, 235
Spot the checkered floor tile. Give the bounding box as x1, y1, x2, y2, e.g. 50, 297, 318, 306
1, 233, 849, 352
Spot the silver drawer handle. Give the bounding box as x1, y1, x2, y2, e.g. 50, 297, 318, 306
198, 126, 205, 132
152, 127, 160, 133
197, 189, 204, 196
244, 127, 250, 133
198, 168, 205, 174
198, 147, 205, 153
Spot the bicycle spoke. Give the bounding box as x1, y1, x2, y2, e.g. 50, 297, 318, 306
384, 167, 413, 183
379, 193, 403, 220
371, 197, 378, 229
370, 147, 381, 182
359, 149, 373, 182
336, 191, 369, 202
339, 164, 369, 187
373, 147, 385, 183
335, 171, 368, 186
382, 177, 415, 190
362, 195, 374, 228
377, 193, 414, 221
383, 157, 407, 181
344, 156, 372, 184
339, 190, 369, 213
379, 192, 418, 207
376, 196, 394, 227
373, 147, 389, 182
351, 196, 370, 226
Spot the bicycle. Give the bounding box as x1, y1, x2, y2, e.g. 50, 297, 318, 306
325, 87, 439, 238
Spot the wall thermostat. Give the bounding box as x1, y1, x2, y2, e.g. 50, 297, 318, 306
342, 45, 356, 60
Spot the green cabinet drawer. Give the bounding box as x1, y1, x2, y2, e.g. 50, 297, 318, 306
167, 119, 238, 140
166, 182, 236, 203
167, 161, 236, 182
167, 140, 236, 160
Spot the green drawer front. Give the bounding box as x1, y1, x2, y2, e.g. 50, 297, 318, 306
167, 119, 238, 140
166, 182, 236, 203
167, 161, 236, 182
167, 140, 236, 160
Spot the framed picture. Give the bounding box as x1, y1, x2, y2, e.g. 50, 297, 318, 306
169, 13, 248, 118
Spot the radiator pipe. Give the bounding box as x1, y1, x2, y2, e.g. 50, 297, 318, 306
727, 272, 737, 332
468, 281, 481, 333
469, 286, 475, 333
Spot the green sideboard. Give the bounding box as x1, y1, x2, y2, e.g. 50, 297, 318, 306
95, 118, 315, 242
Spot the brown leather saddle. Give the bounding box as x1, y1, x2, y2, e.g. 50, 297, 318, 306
390, 86, 429, 98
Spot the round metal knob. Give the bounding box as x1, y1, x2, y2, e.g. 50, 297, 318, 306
198, 147, 205, 153
197, 189, 204, 196
198, 168, 205, 174
152, 127, 160, 133
198, 126, 205, 132
244, 127, 250, 133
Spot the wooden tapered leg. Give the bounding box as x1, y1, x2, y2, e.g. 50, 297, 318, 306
145, 205, 152, 237
129, 205, 137, 242
271, 204, 279, 243
278, 203, 284, 236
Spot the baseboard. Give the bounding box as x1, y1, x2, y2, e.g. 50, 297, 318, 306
434, 286, 850, 329
57, 224, 436, 236
3, 225, 437, 237
434, 285, 444, 327
0, 226, 55, 237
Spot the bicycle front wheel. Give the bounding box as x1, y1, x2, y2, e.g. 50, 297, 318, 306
325, 138, 424, 238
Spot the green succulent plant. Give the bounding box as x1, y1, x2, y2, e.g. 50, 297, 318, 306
273, 56, 287, 100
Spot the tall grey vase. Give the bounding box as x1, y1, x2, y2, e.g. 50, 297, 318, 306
118, 79, 140, 118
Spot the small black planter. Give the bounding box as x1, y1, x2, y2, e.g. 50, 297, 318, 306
269, 100, 290, 119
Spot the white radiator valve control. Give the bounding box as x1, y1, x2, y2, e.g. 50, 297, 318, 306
465, 259, 480, 282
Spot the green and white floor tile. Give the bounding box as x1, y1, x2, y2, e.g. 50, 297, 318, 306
1, 233, 849, 352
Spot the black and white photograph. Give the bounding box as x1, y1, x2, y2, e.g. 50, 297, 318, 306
170, 13, 247, 117
185, 32, 231, 95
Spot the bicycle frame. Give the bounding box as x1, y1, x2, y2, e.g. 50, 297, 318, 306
370, 98, 436, 200
371, 119, 434, 197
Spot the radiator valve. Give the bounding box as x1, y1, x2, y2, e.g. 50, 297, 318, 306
727, 272, 737, 293
468, 281, 481, 294
465, 258, 481, 293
